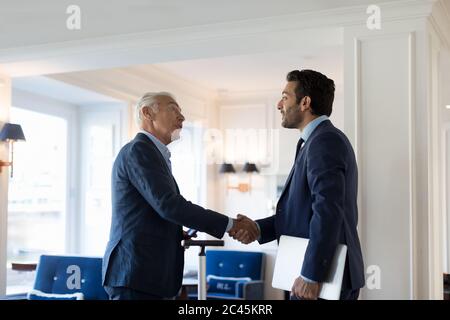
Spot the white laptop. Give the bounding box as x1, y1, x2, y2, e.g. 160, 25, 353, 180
272, 235, 347, 300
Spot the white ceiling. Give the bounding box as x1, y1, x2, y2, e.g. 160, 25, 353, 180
155, 48, 343, 92
12, 76, 120, 106
0, 0, 409, 49
5, 0, 438, 96
1, 0, 442, 79
11, 46, 342, 108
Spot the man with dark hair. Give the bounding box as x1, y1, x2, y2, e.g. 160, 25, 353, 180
285, 69, 335, 117
232, 70, 365, 300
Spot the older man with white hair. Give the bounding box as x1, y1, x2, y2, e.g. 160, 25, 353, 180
102, 92, 258, 300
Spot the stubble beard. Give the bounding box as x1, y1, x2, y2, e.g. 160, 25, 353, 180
282, 109, 303, 129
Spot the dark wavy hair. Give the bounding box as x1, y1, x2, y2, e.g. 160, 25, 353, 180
286, 69, 335, 116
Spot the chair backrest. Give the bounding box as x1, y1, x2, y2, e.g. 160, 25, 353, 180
33, 255, 108, 300
206, 250, 264, 280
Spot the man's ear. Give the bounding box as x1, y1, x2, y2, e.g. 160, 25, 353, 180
142, 106, 154, 120
300, 96, 311, 112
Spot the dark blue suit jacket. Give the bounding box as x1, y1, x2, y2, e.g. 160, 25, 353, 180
102, 133, 229, 297
257, 120, 365, 290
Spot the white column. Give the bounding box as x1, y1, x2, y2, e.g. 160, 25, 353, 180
440, 48, 450, 275
0, 73, 11, 296
344, 17, 441, 299
427, 20, 446, 301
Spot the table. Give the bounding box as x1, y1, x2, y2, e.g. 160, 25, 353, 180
11, 262, 37, 272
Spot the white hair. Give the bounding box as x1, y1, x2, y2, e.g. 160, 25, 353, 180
135, 91, 176, 126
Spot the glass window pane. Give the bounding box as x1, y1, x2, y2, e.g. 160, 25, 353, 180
6, 107, 67, 294
171, 123, 204, 204
82, 124, 114, 255
170, 123, 205, 273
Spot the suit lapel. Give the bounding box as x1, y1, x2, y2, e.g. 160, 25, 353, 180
173, 178, 180, 194
278, 144, 306, 201
277, 120, 332, 203
135, 133, 180, 195
279, 162, 296, 201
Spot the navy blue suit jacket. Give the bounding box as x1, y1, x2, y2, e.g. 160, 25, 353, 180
257, 120, 365, 290
102, 133, 229, 297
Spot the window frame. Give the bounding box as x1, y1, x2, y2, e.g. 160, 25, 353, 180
77, 103, 128, 255
3, 90, 79, 295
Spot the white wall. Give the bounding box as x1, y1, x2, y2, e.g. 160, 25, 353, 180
344, 23, 415, 300
344, 13, 449, 299
363, 34, 411, 299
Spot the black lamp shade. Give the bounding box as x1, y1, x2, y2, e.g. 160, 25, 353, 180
0, 123, 26, 141
243, 162, 259, 173
219, 163, 236, 174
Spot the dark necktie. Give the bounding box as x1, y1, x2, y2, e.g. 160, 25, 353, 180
295, 138, 305, 160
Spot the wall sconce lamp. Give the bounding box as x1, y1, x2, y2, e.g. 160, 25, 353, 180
0, 123, 26, 178
242, 162, 259, 194
219, 162, 259, 194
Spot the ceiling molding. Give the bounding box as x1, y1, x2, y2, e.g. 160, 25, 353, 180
0, 27, 342, 77
118, 65, 216, 100
49, 72, 138, 102
50, 65, 216, 101
0, 0, 435, 76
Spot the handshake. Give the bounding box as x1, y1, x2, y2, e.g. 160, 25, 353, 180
227, 214, 260, 244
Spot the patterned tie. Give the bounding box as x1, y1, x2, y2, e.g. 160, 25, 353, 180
167, 150, 172, 172
295, 138, 305, 160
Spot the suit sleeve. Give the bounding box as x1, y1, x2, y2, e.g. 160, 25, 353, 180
255, 216, 277, 244
301, 132, 347, 282
126, 141, 229, 239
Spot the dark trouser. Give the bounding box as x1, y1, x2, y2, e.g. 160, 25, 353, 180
289, 289, 360, 301
104, 286, 175, 300
338, 289, 360, 300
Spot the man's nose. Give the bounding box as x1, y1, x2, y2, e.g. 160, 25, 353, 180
277, 100, 283, 109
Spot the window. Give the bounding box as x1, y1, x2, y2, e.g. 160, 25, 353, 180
170, 122, 206, 272
170, 122, 205, 206
2, 90, 127, 296
79, 109, 122, 256
7, 107, 68, 294
82, 125, 113, 255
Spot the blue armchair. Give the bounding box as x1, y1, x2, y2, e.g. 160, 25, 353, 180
29, 255, 108, 300
204, 250, 265, 300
